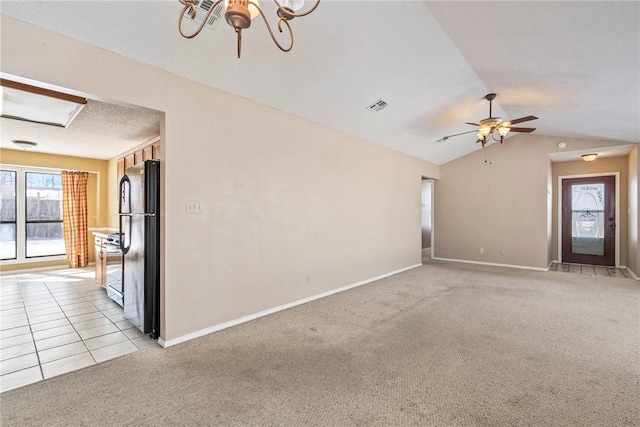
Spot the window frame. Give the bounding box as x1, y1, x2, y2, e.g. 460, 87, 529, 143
0, 170, 17, 261
24, 171, 65, 259
0, 165, 67, 265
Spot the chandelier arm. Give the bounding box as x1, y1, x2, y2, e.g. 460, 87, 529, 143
178, 0, 225, 39
252, 2, 294, 52
271, 0, 321, 18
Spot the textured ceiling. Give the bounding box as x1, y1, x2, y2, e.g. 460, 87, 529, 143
0, 1, 638, 164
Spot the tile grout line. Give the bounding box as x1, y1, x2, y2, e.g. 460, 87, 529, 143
2, 268, 130, 381
15, 274, 45, 382
45, 273, 98, 367
0, 268, 120, 390
551, 262, 628, 278
53, 268, 145, 357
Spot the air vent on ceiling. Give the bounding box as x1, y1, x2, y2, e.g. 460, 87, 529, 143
182, 0, 224, 31
366, 99, 389, 113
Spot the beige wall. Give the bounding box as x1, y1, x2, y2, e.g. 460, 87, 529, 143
0, 148, 109, 271
628, 144, 639, 276
552, 156, 629, 265
434, 134, 633, 269
1, 16, 439, 341
106, 157, 119, 229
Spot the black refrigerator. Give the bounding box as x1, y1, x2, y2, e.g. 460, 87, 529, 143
119, 160, 160, 339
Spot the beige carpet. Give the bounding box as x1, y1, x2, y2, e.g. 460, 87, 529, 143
2, 260, 639, 426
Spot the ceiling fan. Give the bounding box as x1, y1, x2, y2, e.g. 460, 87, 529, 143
436, 93, 538, 147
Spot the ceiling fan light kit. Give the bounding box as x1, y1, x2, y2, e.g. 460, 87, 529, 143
177, 0, 320, 58
439, 93, 538, 148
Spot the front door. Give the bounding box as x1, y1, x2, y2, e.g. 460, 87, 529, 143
561, 175, 615, 266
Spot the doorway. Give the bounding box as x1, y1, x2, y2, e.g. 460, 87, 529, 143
421, 179, 434, 261
561, 175, 616, 266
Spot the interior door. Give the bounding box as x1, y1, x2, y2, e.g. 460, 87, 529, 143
561, 175, 615, 266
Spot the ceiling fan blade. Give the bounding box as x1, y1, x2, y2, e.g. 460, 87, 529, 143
508, 115, 538, 125
509, 127, 536, 133
435, 129, 477, 143
465, 122, 479, 126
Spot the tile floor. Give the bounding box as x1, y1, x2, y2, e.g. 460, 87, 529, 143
0, 266, 157, 393
421, 248, 634, 279
549, 262, 633, 278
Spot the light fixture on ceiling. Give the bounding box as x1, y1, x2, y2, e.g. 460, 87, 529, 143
11, 140, 38, 150
177, 0, 320, 58
582, 153, 598, 162
472, 94, 538, 147
1, 78, 87, 128
437, 94, 538, 147
557, 141, 567, 149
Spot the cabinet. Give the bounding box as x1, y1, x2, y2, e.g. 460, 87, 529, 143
95, 248, 106, 286
116, 158, 124, 180
124, 153, 135, 170
134, 150, 143, 165
151, 141, 160, 160
94, 236, 108, 288
142, 145, 153, 161
116, 139, 160, 184
94, 233, 122, 288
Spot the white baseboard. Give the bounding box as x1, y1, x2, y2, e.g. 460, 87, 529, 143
431, 257, 548, 272
620, 266, 640, 280
159, 263, 423, 348
0, 262, 93, 275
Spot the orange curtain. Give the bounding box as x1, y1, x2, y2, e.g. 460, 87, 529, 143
61, 171, 89, 268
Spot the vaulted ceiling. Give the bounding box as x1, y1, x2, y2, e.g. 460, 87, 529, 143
1, 1, 638, 163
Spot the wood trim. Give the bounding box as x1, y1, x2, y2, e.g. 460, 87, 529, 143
0, 78, 87, 105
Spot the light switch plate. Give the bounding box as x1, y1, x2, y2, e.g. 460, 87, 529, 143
186, 200, 204, 214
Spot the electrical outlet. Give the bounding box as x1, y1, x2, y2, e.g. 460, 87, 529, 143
480, 247, 485, 254
186, 200, 204, 214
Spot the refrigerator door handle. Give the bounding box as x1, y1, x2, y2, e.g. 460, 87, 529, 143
119, 175, 131, 214
119, 174, 133, 254
119, 214, 132, 255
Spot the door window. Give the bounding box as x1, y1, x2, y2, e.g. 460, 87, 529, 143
571, 183, 604, 256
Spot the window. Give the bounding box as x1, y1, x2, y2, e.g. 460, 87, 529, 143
0, 170, 17, 260
25, 172, 65, 257
0, 167, 66, 262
